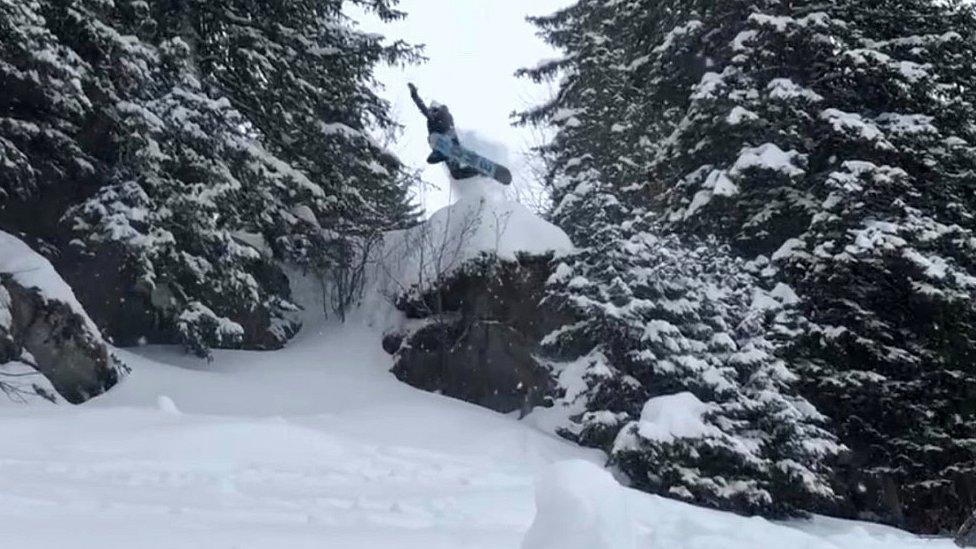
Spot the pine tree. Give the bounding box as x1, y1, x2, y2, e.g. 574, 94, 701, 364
1, 0, 420, 356
67, 33, 310, 355
0, 0, 93, 206
147, 0, 423, 263
522, 0, 976, 533
645, 0, 976, 532
539, 201, 840, 516
519, 23, 841, 511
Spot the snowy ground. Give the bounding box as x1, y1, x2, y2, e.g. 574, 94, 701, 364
0, 199, 956, 548
0, 308, 954, 548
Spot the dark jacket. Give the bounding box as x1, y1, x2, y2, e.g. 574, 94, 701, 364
411, 85, 455, 136
409, 84, 479, 180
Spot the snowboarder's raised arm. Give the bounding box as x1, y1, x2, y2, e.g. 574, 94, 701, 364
408, 83, 430, 119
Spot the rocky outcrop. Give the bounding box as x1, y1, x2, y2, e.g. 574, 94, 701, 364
958, 509, 976, 547
1, 231, 125, 403
384, 254, 567, 416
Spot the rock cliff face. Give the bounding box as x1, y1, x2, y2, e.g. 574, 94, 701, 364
374, 193, 575, 416
384, 254, 565, 416
1, 231, 125, 404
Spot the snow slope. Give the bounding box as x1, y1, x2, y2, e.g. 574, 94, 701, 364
0, 214, 956, 548
0, 288, 955, 548
0, 302, 599, 549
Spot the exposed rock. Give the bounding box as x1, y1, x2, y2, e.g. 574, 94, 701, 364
386, 254, 567, 416
393, 318, 552, 415
54, 242, 170, 347
1, 231, 125, 403
957, 509, 976, 547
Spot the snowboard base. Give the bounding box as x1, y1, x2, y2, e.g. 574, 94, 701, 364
428, 133, 512, 185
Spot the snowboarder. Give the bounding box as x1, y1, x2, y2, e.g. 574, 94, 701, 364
408, 83, 482, 181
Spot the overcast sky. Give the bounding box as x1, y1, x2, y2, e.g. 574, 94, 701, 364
354, 0, 572, 215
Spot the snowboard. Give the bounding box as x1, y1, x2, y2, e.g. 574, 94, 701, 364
428, 133, 513, 185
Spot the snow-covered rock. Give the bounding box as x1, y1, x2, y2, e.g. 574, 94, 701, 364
522, 460, 636, 549
0, 232, 102, 335
0, 231, 125, 403
386, 255, 559, 415
377, 188, 572, 414
376, 185, 573, 297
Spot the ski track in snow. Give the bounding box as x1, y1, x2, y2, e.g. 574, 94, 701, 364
0, 282, 956, 548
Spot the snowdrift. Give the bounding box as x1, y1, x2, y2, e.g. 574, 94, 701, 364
0, 315, 956, 548
522, 460, 636, 549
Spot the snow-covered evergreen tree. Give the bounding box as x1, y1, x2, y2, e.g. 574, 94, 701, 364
522, 0, 976, 532
0, 0, 419, 356
0, 0, 93, 205
67, 33, 309, 356
519, 46, 842, 511
539, 194, 840, 515
146, 0, 422, 264
518, 0, 844, 518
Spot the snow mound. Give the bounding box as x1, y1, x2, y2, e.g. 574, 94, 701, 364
376, 191, 573, 294
635, 391, 721, 443
522, 459, 636, 549
156, 395, 181, 415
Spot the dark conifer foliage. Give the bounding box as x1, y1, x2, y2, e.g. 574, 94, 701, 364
0, 0, 93, 205
521, 0, 976, 532
542, 205, 841, 517
0, 0, 420, 356
517, 1, 842, 518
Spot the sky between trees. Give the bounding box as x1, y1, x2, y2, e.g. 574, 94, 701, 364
354, 0, 573, 214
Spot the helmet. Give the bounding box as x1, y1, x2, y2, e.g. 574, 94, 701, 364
426, 102, 454, 134
430, 101, 450, 116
